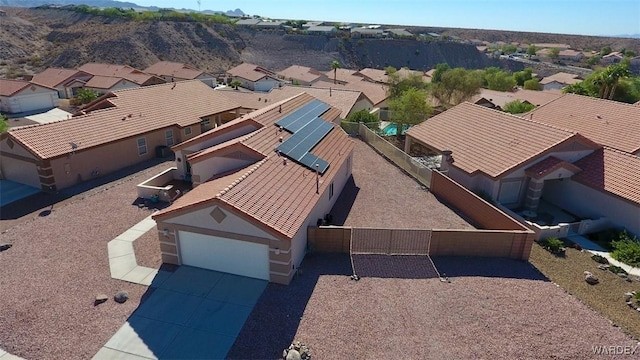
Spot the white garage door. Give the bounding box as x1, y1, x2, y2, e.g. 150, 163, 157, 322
178, 231, 270, 280
1, 156, 40, 188
17, 93, 56, 113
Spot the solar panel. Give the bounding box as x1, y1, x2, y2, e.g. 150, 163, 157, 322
299, 152, 330, 174
276, 117, 334, 174
274, 100, 330, 133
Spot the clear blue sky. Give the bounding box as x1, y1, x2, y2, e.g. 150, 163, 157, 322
130, 0, 640, 36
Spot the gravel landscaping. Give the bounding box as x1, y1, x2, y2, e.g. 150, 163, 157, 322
0, 161, 173, 360
229, 254, 638, 359
133, 228, 163, 269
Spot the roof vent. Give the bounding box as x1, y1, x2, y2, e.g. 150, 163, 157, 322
128, 114, 132, 118
70, 142, 78, 150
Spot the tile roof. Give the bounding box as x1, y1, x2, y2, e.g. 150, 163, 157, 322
355, 68, 388, 83
0, 79, 32, 96
526, 93, 640, 154
324, 68, 362, 84
217, 85, 366, 119
227, 63, 275, 82
78, 63, 161, 85
277, 65, 327, 84
474, 89, 563, 108
7, 81, 241, 159
573, 147, 640, 205
155, 93, 354, 239
524, 156, 582, 179
83, 75, 129, 90
539, 72, 581, 85
405, 102, 590, 178
533, 43, 571, 49
144, 61, 209, 80
313, 80, 388, 106
31, 68, 90, 88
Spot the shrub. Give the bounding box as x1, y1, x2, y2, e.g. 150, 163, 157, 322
608, 265, 627, 275
611, 231, 640, 267
591, 254, 609, 264
542, 237, 565, 255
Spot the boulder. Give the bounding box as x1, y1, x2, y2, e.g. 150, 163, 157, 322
625, 292, 634, 302
597, 264, 610, 271
0, 243, 12, 252
285, 350, 301, 360
95, 294, 109, 305
114, 291, 129, 304
585, 273, 599, 285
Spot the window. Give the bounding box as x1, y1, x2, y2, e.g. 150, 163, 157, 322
165, 129, 174, 146
137, 137, 147, 156
200, 119, 211, 127
184, 127, 192, 136
329, 182, 334, 199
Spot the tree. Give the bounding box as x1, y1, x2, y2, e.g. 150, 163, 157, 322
484, 68, 516, 91
0, 114, 8, 133
502, 44, 517, 54
526, 45, 538, 57
585, 56, 600, 66
623, 49, 636, 57
549, 48, 560, 62
431, 68, 482, 108
563, 61, 639, 103
386, 66, 429, 100
331, 60, 341, 84
431, 63, 450, 83
513, 68, 533, 86
596, 60, 631, 99
523, 78, 541, 90
74, 88, 99, 104
503, 100, 535, 114
600, 46, 612, 57
345, 109, 380, 130
230, 79, 242, 89
389, 87, 432, 139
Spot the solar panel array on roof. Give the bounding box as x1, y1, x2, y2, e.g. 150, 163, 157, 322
274, 99, 330, 133
276, 106, 333, 174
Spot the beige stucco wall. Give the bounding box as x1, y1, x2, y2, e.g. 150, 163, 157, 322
0, 85, 59, 113
85, 80, 139, 95
191, 154, 258, 185
350, 97, 374, 115
0, 137, 40, 187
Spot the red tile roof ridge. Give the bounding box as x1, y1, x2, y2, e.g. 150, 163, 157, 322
602, 145, 638, 158
216, 157, 269, 198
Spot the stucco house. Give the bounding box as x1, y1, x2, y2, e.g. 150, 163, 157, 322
82, 76, 140, 95
601, 52, 624, 65
539, 72, 581, 91
277, 65, 328, 86
0, 79, 60, 114
78, 63, 166, 87
30, 67, 92, 99
152, 93, 354, 284
558, 49, 585, 62
473, 88, 563, 111
144, 61, 217, 88
226, 63, 282, 92
0, 81, 240, 191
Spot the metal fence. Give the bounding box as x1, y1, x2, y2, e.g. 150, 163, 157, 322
358, 123, 432, 186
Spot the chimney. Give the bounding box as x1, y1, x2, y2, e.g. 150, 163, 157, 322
440, 150, 453, 175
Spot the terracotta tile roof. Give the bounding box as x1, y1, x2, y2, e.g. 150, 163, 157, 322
313, 80, 388, 106
0, 79, 32, 96
31, 68, 90, 88
277, 65, 327, 84
217, 85, 366, 119
355, 68, 387, 83
405, 102, 591, 178
227, 63, 275, 82
474, 89, 563, 108
78, 63, 161, 85
324, 68, 361, 83
558, 49, 583, 57
539, 72, 581, 85
144, 61, 210, 80
524, 156, 582, 179
573, 147, 640, 204
526, 93, 640, 153
83, 75, 129, 90
155, 93, 354, 239
7, 81, 241, 159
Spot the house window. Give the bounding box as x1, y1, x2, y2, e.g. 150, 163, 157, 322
184, 127, 192, 136
201, 119, 211, 127
329, 182, 334, 199
165, 129, 174, 146
137, 137, 147, 156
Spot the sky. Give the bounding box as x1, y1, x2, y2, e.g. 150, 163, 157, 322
129, 0, 640, 37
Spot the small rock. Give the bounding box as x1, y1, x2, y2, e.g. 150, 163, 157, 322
618, 273, 628, 278
597, 264, 610, 271
95, 294, 108, 305
0, 243, 12, 252
585, 273, 599, 285
627, 301, 635, 307
114, 291, 129, 304
283, 349, 288, 359
625, 292, 634, 302
286, 349, 301, 360
584, 271, 593, 276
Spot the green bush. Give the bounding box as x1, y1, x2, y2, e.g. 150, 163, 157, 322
542, 237, 565, 254
340, 120, 359, 135
591, 254, 609, 264
611, 231, 640, 267
608, 265, 628, 275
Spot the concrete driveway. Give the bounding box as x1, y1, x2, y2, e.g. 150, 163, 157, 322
94, 266, 267, 360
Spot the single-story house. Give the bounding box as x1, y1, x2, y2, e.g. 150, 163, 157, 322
78, 63, 166, 87
324, 68, 362, 84
235, 18, 261, 26
558, 49, 585, 61
533, 43, 570, 50
255, 20, 285, 29
473, 89, 563, 111
0, 79, 60, 114
355, 68, 388, 84
306, 25, 337, 36
82, 76, 140, 95
152, 93, 354, 284
313, 79, 388, 108
0, 81, 240, 191
226, 63, 282, 92
351, 27, 385, 38
30, 68, 92, 99
525, 93, 640, 155
277, 65, 328, 86
387, 28, 413, 38
601, 52, 624, 65
539, 72, 581, 91
144, 61, 217, 87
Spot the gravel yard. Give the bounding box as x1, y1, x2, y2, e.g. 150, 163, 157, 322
0, 162, 173, 360
331, 138, 472, 229
229, 254, 638, 359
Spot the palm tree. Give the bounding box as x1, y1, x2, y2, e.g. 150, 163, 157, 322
331, 60, 341, 84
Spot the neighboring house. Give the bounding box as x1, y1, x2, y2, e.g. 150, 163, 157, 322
217, 84, 373, 119
601, 52, 624, 65
387, 28, 413, 38
226, 63, 282, 92
0, 79, 60, 114
525, 93, 640, 155
533, 43, 570, 50
144, 61, 217, 87
255, 21, 285, 29
235, 18, 261, 26
0, 81, 240, 191
152, 93, 354, 284
351, 27, 385, 38
539, 72, 581, 91
324, 68, 362, 84
473, 89, 563, 111
30, 68, 92, 99
83, 76, 139, 95
355, 68, 388, 84
312, 80, 388, 108
558, 49, 585, 61
78, 63, 166, 87
277, 65, 328, 86
306, 25, 337, 36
